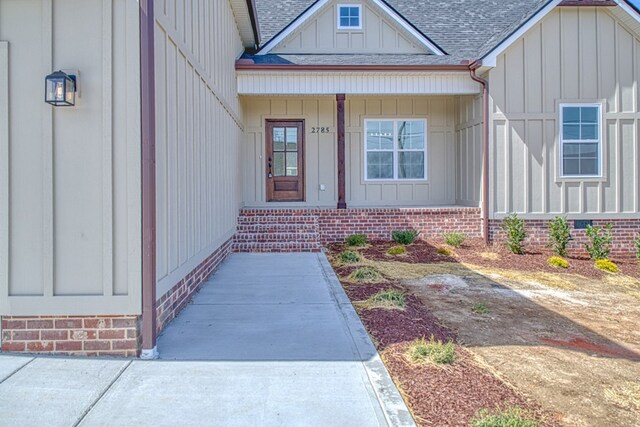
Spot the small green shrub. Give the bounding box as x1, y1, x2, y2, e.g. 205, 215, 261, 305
472, 303, 490, 315
365, 289, 406, 310
634, 234, 640, 261
585, 224, 613, 260
503, 213, 527, 254
391, 230, 419, 245
547, 256, 569, 269
443, 232, 466, 248
351, 267, 381, 282
437, 247, 453, 257
548, 216, 572, 257
471, 407, 540, 427
345, 234, 368, 247
340, 250, 361, 264
407, 336, 456, 365
387, 245, 407, 256
595, 259, 619, 273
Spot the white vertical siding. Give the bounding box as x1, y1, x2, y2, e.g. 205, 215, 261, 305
155, 0, 245, 297
490, 7, 640, 218
0, 0, 141, 315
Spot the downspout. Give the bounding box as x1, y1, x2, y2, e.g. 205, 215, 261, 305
140, 0, 158, 359
468, 62, 490, 245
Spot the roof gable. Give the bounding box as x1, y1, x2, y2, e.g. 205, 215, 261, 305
258, 0, 445, 55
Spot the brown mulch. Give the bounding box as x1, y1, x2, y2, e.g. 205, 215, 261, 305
339, 278, 559, 426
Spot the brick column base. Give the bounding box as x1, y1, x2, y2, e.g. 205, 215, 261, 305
1, 315, 141, 357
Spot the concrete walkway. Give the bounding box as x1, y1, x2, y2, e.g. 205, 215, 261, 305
0, 253, 414, 427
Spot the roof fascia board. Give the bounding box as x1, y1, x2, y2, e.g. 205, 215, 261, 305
257, 0, 331, 55
371, 0, 445, 55
257, 0, 445, 56
616, 0, 640, 24
480, 0, 562, 68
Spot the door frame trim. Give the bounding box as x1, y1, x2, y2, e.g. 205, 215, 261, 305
265, 119, 306, 202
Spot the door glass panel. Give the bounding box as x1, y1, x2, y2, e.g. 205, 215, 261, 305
273, 128, 285, 151
286, 128, 298, 151
273, 152, 285, 176
286, 153, 298, 176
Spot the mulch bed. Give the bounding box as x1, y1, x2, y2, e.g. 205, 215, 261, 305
339, 278, 560, 426
330, 239, 640, 280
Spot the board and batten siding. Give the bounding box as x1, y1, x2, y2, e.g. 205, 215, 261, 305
154, 0, 245, 298
242, 96, 458, 207
490, 6, 640, 218
455, 95, 483, 207
0, 0, 141, 315
270, 0, 425, 54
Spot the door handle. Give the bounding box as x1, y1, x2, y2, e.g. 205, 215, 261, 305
268, 157, 273, 178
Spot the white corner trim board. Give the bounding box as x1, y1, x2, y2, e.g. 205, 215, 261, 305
257, 0, 445, 56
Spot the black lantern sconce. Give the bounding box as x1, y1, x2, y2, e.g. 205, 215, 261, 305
44, 70, 77, 107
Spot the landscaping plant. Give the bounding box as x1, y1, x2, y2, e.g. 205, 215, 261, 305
548, 216, 572, 257
443, 232, 466, 248
503, 213, 526, 254
585, 223, 613, 260
345, 233, 367, 247
391, 229, 419, 245
339, 250, 361, 264
547, 256, 569, 269
471, 407, 540, 427
364, 289, 406, 310
386, 245, 406, 256
350, 267, 381, 282
595, 259, 619, 273
437, 247, 453, 257
407, 336, 456, 365
472, 303, 490, 315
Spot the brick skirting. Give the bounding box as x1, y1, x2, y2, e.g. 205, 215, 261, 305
235, 207, 482, 251
489, 218, 640, 256
156, 237, 233, 334
1, 315, 140, 357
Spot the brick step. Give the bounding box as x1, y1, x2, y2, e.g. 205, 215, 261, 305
237, 215, 319, 224
233, 241, 322, 253
237, 223, 319, 233
234, 232, 320, 244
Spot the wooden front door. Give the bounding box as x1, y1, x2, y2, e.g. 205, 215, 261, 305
266, 120, 305, 202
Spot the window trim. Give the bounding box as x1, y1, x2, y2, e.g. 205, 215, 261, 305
559, 103, 603, 179
363, 118, 428, 182
337, 4, 363, 30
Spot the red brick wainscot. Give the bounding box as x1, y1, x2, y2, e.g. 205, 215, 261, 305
1, 316, 140, 357
155, 237, 233, 334
489, 218, 640, 257
317, 207, 482, 244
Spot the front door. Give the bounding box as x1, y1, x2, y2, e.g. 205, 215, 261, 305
266, 120, 305, 202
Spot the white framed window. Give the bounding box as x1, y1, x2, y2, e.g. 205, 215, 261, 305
337, 4, 362, 29
559, 103, 602, 177
364, 119, 427, 181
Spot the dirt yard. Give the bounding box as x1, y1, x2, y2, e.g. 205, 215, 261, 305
329, 240, 640, 427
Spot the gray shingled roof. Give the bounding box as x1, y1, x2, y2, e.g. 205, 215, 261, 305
251, 0, 553, 64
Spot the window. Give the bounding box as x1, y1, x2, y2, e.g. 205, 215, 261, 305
365, 119, 427, 180
560, 104, 602, 177
338, 4, 361, 29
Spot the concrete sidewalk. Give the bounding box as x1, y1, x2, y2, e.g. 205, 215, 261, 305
0, 253, 414, 427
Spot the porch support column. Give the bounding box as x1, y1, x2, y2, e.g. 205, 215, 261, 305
336, 94, 347, 209
140, 0, 158, 359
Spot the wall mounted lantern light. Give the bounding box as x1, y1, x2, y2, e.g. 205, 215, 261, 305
45, 70, 77, 106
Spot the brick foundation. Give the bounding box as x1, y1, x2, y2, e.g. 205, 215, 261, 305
1, 315, 141, 357
489, 218, 640, 257
156, 237, 233, 334
234, 207, 482, 251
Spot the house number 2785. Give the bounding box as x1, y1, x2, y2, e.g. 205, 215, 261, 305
311, 127, 330, 134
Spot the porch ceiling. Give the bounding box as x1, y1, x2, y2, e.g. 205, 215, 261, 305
236, 70, 482, 96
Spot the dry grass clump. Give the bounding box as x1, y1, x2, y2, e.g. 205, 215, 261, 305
471, 407, 540, 427
437, 247, 454, 257
604, 382, 640, 415
407, 336, 456, 365
359, 289, 406, 310
479, 251, 500, 261
368, 261, 474, 281
387, 245, 407, 256
469, 264, 580, 291
602, 274, 640, 300
349, 266, 383, 283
